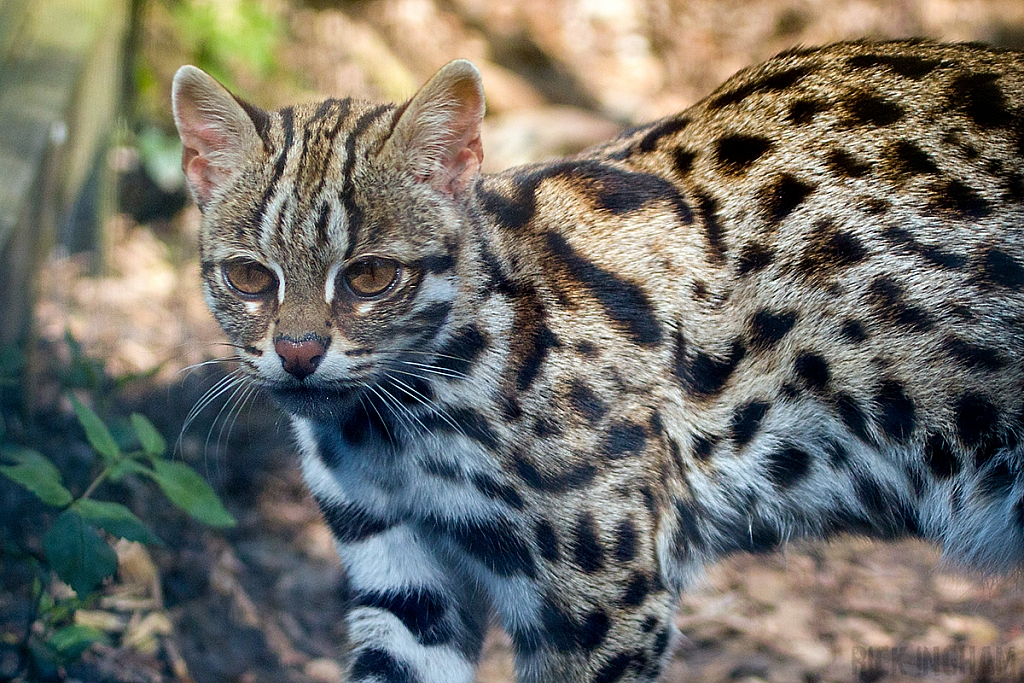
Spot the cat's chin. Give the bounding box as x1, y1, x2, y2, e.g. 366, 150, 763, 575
268, 384, 363, 422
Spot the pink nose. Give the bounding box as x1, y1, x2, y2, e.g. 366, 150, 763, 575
275, 338, 326, 380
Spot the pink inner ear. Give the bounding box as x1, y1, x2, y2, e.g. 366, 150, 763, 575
178, 117, 233, 206
443, 134, 483, 194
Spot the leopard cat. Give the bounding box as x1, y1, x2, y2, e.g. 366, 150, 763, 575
173, 40, 1024, 683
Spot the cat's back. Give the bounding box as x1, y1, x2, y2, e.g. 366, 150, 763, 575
475, 40, 1024, 521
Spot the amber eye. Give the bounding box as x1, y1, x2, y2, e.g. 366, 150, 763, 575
223, 260, 276, 298
343, 257, 401, 298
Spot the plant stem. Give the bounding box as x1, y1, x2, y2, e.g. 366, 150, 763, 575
78, 467, 112, 502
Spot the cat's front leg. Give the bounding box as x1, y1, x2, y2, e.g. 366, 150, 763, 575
333, 521, 488, 683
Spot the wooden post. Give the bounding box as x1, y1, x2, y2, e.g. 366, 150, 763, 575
0, 0, 130, 402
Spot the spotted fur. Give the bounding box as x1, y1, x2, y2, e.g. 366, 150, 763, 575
174, 40, 1024, 683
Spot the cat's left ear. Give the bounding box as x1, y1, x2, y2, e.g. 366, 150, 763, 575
383, 59, 485, 195
172, 66, 265, 209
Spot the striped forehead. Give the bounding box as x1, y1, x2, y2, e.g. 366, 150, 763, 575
254, 99, 400, 253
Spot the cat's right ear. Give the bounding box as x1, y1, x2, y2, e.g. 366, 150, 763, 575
172, 66, 264, 209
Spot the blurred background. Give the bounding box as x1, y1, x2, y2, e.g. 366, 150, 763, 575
2, 1, 1024, 681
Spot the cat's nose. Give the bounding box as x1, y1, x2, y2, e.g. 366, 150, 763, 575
275, 338, 326, 380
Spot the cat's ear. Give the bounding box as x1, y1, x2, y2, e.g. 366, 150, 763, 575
384, 59, 485, 194
172, 66, 265, 208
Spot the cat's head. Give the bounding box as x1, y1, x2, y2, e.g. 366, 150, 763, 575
172, 62, 486, 420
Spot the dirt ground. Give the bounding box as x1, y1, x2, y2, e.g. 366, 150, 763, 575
4, 0, 1024, 681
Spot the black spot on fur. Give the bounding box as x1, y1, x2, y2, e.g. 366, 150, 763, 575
673, 499, 706, 562
422, 457, 461, 480
766, 445, 811, 488
420, 408, 498, 451
614, 519, 639, 562
932, 179, 990, 218
407, 301, 453, 334
350, 649, 416, 683
866, 276, 933, 332
536, 599, 576, 653
951, 71, 1011, 128
827, 149, 872, 178
674, 332, 747, 398
708, 66, 812, 109
788, 98, 828, 124
653, 627, 672, 659
891, 140, 939, 175
417, 253, 456, 274
649, 411, 665, 438
593, 652, 636, 683
981, 248, 1024, 289
476, 180, 536, 232
337, 399, 400, 449
737, 243, 775, 275
761, 175, 814, 223
1004, 171, 1024, 202
882, 226, 967, 269
471, 473, 526, 511
799, 221, 868, 279
715, 134, 772, 173
794, 352, 830, 391
925, 433, 960, 479
576, 340, 599, 358
875, 380, 916, 443
318, 500, 394, 544
636, 116, 690, 153
847, 53, 941, 78
514, 452, 597, 493
353, 588, 450, 645
573, 512, 605, 573
535, 519, 560, 562
532, 416, 561, 438
620, 572, 650, 607
546, 232, 663, 346
579, 609, 611, 652
692, 433, 717, 462
943, 337, 1005, 371
825, 439, 850, 468
696, 192, 727, 262
516, 323, 560, 393
979, 461, 1016, 498
568, 379, 608, 424
836, 391, 872, 443
854, 477, 919, 536
748, 309, 797, 351
602, 421, 648, 458
431, 516, 537, 579
839, 319, 867, 343
956, 392, 998, 448
731, 401, 769, 447
844, 91, 903, 127
672, 149, 697, 175
434, 325, 488, 377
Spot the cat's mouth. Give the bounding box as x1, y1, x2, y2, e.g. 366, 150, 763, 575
268, 383, 365, 421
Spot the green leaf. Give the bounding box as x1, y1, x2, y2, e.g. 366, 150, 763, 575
42, 510, 118, 596
70, 395, 120, 466
130, 413, 166, 458
108, 458, 152, 482
73, 499, 163, 546
47, 624, 109, 659
149, 460, 235, 527
0, 448, 73, 507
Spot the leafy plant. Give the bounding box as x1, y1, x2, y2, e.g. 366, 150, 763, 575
1, 395, 235, 677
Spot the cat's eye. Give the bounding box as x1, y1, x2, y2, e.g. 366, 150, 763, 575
223, 260, 276, 298
343, 257, 401, 298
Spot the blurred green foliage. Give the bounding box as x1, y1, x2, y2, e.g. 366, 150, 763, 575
1, 328, 235, 678
135, 0, 284, 122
